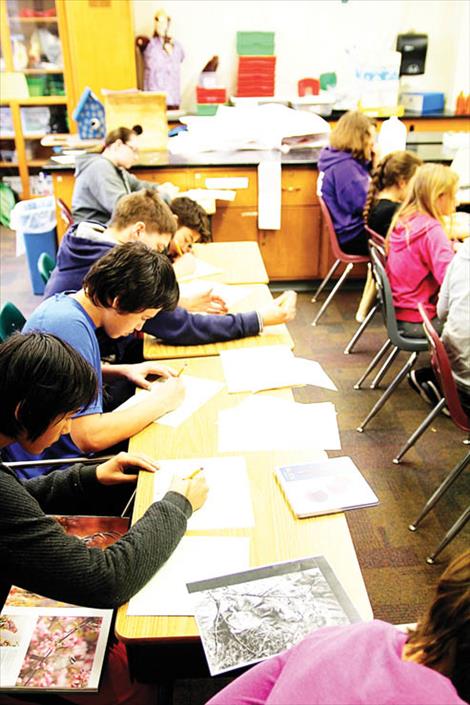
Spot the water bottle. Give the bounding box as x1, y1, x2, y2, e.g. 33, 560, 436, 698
377, 116, 407, 159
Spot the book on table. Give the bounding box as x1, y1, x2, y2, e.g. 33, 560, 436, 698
275, 456, 379, 518
0, 515, 128, 694
187, 554, 362, 675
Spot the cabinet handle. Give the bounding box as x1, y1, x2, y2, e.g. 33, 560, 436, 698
282, 186, 301, 192
241, 211, 258, 217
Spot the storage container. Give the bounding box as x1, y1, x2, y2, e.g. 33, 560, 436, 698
0, 107, 14, 135
399, 91, 444, 114
20, 107, 51, 134
25, 75, 48, 97
236, 31, 275, 56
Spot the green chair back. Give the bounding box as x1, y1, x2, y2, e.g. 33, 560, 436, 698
0, 301, 26, 342
37, 252, 56, 285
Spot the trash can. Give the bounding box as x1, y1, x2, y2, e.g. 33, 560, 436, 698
10, 196, 57, 295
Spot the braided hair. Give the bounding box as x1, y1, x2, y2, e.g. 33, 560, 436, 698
363, 150, 422, 223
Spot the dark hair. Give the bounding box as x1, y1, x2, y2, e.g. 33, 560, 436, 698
363, 151, 422, 222
0, 332, 98, 441
170, 197, 211, 241
110, 189, 177, 235
406, 550, 470, 701
104, 126, 136, 149
83, 241, 179, 313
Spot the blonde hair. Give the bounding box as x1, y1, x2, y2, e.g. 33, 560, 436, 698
363, 151, 422, 222
387, 163, 459, 246
330, 111, 375, 162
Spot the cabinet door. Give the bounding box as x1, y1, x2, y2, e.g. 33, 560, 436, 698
259, 205, 322, 280
211, 205, 258, 242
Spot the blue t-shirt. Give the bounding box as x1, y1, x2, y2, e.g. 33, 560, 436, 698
5, 294, 103, 477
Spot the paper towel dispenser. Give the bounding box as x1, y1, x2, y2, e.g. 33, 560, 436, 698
396, 33, 428, 76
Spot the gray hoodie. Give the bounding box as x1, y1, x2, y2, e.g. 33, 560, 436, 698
71, 153, 160, 226
437, 238, 470, 392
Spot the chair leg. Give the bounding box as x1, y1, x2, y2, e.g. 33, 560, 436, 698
354, 339, 393, 390
408, 451, 470, 532
311, 259, 341, 303
311, 263, 354, 326
393, 399, 446, 464
357, 352, 418, 432
426, 506, 470, 564
370, 345, 401, 389
344, 304, 378, 355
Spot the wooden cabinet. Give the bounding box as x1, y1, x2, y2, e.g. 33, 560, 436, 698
0, 0, 74, 198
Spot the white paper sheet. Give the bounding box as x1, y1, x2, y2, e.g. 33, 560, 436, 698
204, 177, 249, 189
153, 456, 255, 530
220, 346, 337, 393
218, 397, 341, 452
177, 257, 224, 282
179, 280, 252, 311
127, 536, 250, 616
113, 376, 224, 428
257, 161, 281, 230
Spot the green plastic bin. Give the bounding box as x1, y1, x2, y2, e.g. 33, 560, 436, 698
236, 32, 275, 56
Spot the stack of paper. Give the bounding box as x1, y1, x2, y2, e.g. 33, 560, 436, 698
153, 457, 255, 530
218, 396, 341, 452
220, 345, 337, 393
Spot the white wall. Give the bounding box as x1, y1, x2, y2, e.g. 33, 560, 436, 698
132, 0, 469, 111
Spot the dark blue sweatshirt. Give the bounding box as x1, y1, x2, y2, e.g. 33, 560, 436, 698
45, 223, 261, 347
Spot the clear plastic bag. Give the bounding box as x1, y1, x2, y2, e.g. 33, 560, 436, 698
10, 195, 56, 235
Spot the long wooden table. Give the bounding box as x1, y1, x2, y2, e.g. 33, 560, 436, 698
191, 242, 269, 285
116, 356, 373, 648
143, 283, 294, 360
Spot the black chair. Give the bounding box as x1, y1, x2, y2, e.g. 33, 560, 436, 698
356, 243, 428, 433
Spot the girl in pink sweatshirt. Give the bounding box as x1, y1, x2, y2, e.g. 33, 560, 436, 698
385, 163, 457, 338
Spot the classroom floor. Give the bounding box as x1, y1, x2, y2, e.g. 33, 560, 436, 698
1, 225, 469, 704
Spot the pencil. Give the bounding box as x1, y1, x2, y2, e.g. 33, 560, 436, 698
185, 467, 204, 480
176, 363, 188, 377
175, 241, 183, 257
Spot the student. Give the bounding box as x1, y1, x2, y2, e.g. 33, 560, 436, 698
0, 331, 208, 705
71, 126, 175, 226
47, 189, 226, 316
45, 192, 297, 348
6, 243, 184, 475
363, 150, 423, 237
207, 550, 469, 705
412, 238, 470, 411
46, 189, 177, 299
386, 163, 457, 339
168, 195, 211, 260
318, 111, 376, 255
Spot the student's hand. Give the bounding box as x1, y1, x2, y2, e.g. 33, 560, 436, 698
125, 361, 177, 389
180, 288, 228, 314
168, 474, 209, 511
173, 252, 197, 278
149, 375, 185, 413
96, 452, 158, 485
260, 290, 297, 326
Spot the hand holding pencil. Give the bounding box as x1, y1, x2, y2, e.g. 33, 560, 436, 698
169, 467, 208, 512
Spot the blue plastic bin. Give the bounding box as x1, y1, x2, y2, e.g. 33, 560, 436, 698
10, 196, 57, 295
24, 228, 57, 294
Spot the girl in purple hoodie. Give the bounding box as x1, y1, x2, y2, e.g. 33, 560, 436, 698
385, 163, 458, 338
318, 111, 376, 255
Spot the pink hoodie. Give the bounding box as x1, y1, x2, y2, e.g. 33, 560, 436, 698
386, 211, 454, 322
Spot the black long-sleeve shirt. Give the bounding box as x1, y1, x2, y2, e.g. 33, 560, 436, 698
0, 461, 191, 609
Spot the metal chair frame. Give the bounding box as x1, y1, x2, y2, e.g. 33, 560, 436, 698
408, 304, 470, 563
311, 196, 369, 327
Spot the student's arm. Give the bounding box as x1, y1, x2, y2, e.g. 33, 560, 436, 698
423, 224, 455, 285
143, 292, 297, 346
70, 377, 184, 453
102, 361, 177, 388
1, 460, 197, 608
338, 175, 370, 216
206, 652, 284, 705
